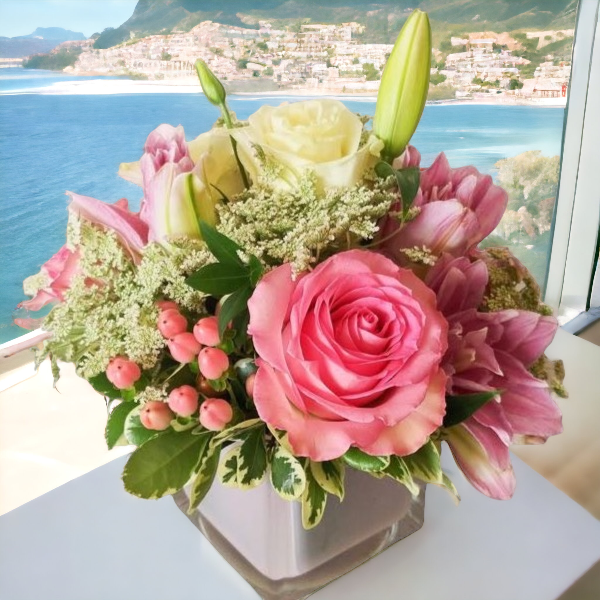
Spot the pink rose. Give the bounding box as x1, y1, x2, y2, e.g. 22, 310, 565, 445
248, 250, 448, 461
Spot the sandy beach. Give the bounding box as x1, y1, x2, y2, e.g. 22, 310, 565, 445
0, 76, 568, 107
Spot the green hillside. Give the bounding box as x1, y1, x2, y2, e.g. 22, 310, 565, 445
93, 0, 579, 48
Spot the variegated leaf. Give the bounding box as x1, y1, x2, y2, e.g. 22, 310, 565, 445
403, 440, 443, 484
343, 447, 390, 472
302, 466, 327, 530
122, 430, 206, 499
384, 455, 420, 497
187, 433, 219, 513
432, 473, 461, 505
270, 445, 306, 500
403, 441, 461, 503
217, 427, 267, 489
266, 425, 294, 453
310, 460, 345, 501
209, 418, 262, 449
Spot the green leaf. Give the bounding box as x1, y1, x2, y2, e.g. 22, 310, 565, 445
187, 433, 219, 513
105, 401, 136, 450
302, 464, 328, 530
232, 310, 250, 348
217, 426, 267, 489
218, 286, 252, 338
270, 445, 306, 500
343, 448, 390, 472
248, 255, 264, 286
375, 161, 395, 180
124, 407, 160, 446
310, 460, 345, 501
375, 162, 420, 214
122, 430, 206, 499
185, 262, 250, 296
199, 221, 244, 267
88, 372, 121, 400
384, 455, 420, 497
396, 167, 420, 212
443, 390, 500, 428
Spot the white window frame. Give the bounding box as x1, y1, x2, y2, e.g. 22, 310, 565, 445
545, 0, 600, 324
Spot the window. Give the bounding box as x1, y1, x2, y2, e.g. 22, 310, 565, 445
1, 1, 596, 345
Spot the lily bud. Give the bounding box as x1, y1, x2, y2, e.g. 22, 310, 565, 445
373, 9, 431, 159
195, 59, 227, 108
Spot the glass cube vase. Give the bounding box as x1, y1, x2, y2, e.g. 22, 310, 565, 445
173, 467, 426, 600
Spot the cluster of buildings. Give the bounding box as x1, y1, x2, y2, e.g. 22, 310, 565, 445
65, 21, 392, 93
60, 21, 573, 100
439, 33, 571, 101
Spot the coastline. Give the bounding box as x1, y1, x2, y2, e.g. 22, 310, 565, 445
0, 75, 568, 107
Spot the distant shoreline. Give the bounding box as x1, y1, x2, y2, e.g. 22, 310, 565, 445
0, 74, 568, 107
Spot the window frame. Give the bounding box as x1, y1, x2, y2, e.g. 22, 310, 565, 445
545, 0, 600, 324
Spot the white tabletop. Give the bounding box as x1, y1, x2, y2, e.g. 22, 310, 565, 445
1, 448, 599, 600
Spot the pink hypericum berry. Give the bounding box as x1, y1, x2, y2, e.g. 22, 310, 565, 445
156, 300, 179, 312
158, 309, 188, 338
193, 316, 221, 347
198, 347, 229, 380
106, 357, 141, 390
199, 398, 233, 431
245, 373, 256, 398
168, 332, 201, 363
167, 385, 199, 417
140, 401, 173, 431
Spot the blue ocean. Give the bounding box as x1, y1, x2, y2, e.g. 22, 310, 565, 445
0, 68, 566, 343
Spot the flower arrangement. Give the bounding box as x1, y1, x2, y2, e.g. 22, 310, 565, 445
17, 11, 565, 530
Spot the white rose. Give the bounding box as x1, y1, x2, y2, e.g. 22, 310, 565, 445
233, 99, 383, 193
187, 127, 245, 207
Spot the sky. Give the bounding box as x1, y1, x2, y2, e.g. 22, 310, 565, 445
0, 0, 139, 38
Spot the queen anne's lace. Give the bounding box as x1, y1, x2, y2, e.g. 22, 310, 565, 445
43, 219, 211, 378
218, 172, 395, 274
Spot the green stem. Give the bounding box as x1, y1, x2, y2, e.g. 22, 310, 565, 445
163, 362, 186, 384
220, 102, 250, 189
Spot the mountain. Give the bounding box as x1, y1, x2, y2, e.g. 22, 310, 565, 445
0, 27, 86, 58
93, 0, 577, 48
14, 27, 86, 42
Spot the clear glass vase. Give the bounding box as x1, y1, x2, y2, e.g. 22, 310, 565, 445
173, 467, 426, 600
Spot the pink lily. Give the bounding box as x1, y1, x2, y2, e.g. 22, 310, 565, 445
118, 124, 194, 188
16, 245, 81, 323
119, 124, 216, 243
67, 193, 149, 260
426, 255, 562, 499
382, 153, 508, 260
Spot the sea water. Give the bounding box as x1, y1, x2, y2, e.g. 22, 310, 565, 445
0, 68, 566, 343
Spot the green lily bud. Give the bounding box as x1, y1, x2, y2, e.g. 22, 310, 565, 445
373, 10, 432, 160
195, 59, 227, 108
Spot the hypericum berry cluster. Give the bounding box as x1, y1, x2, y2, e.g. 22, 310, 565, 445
104, 299, 249, 435
157, 305, 230, 380
137, 301, 241, 432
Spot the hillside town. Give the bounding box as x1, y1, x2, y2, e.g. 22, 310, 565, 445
48, 20, 572, 101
